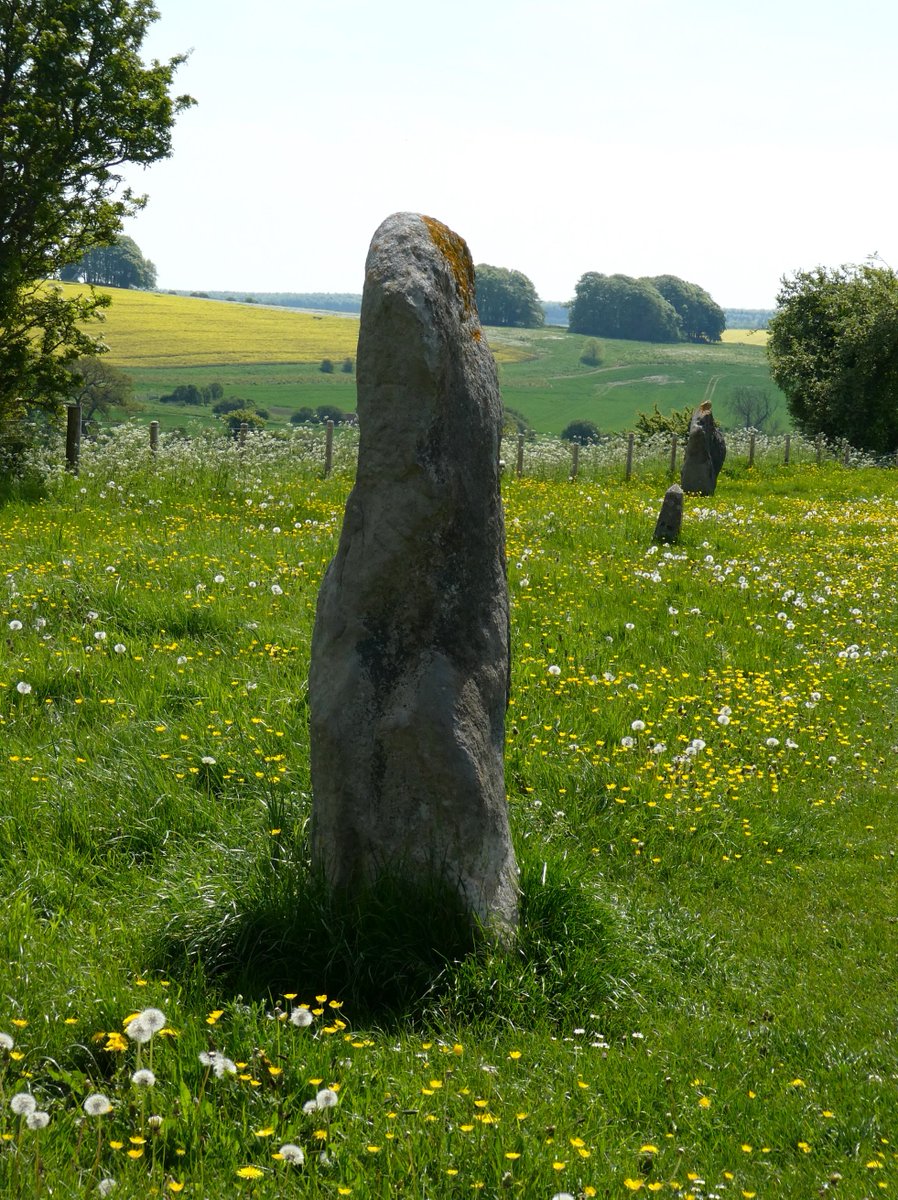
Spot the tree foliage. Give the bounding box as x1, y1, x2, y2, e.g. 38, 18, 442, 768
633, 403, 694, 438
474, 265, 544, 328
0, 0, 192, 433
568, 274, 681, 342
647, 275, 725, 343
767, 263, 898, 453
560, 419, 601, 445
65, 356, 134, 424
728, 386, 778, 432
60, 235, 157, 290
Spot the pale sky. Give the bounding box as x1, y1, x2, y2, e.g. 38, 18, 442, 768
122, 0, 898, 309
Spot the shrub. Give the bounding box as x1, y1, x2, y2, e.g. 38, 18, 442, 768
579, 338, 602, 366
560, 419, 601, 445
319, 358, 334, 374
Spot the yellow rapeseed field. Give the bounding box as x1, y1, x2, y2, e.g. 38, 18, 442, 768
57, 283, 527, 368
721, 327, 769, 346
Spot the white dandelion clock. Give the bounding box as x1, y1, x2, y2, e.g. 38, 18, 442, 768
278, 1143, 305, 1165
83, 1093, 112, 1116
10, 1092, 37, 1116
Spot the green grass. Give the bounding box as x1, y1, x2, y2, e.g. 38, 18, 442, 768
0, 430, 895, 1197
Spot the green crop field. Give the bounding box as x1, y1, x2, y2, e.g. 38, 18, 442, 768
0, 433, 895, 1197
63, 285, 782, 436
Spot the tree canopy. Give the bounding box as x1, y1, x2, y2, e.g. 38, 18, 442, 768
568, 272, 724, 344
567, 273, 682, 342
646, 275, 725, 343
767, 262, 898, 454
0, 0, 192, 437
474, 264, 544, 328
60, 235, 157, 290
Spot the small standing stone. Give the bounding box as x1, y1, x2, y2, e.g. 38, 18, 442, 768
653, 483, 684, 543
680, 401, 726, 495
308, 213, 518, 937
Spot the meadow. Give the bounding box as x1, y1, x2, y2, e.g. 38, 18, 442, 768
0, 427, 895, 1198
64, 285, 782, 437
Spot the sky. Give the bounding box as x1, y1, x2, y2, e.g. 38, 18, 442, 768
122, 0, 898, 309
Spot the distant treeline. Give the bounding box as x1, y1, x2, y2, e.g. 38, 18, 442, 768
723, 308, 774, 330
175, 291, 773, 330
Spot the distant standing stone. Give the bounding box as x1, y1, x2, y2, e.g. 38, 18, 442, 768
680, 401, 726, 495
308, 212, 518, 936
653, 483, 683, 543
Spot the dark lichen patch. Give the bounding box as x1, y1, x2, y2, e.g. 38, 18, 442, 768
422, 215, 476, 317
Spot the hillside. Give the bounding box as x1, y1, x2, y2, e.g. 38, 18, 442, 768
62, 284, 783, 435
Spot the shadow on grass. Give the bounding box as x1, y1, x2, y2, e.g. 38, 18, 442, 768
150, 843, 633, 1030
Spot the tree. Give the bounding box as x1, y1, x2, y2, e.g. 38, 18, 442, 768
59, 234, 157, 289
0, 0, 192, 436
568, 274, 681, 342
647, 275, 725, 343
66, 356, 134, 425
474, 265, 544, 328
633, 402, 694, 438
728, 386, 779, 431
767, 262, 898, 453
561, 419, 601, 445
579, 339, 602, 366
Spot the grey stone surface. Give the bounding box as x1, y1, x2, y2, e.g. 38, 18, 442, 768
653, 483, 684, 543
680, 401, 727, 495
308, 213, 518, 936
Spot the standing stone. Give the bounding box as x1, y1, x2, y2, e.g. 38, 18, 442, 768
653, 483, 683, 543
308, 213, 518, 936
680, 401, 726, 495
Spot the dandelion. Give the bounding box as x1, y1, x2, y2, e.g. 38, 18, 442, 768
131, 1069, 156, 1088
236, 1165, 265, 1179
113, 643, 127, 654
277, 1143, 305, 1165
16, 681, 31, 695
97, 1180, 117, 1197
200, 756, 217, 766
94, 630, 107, 641
126, 1007, 166, 1044
315, 1087, 339, 1109
10, 1092, 37, 1116
271, 584, 283, 595
84, 1093, 112, 1116
8, 619, 22, 630
620, 736, 634, 748
766, 737, 780, 748
548, 664, 561, 676
290, 1007, 313, 1028
0, 1032, 13, 1050
199, 1050, 237, 1077
631, 719, 645, 731
26, 1111, 50, 1130
213, 574, 225, 583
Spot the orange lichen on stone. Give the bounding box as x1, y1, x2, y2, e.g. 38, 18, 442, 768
422, 215, 476, 316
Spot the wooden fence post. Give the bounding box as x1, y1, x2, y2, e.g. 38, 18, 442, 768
816, 433, 824, 465
65, 404, 81, 474
570, 442, 579, 479
669, 433, 678, 477
149, 420, 159, 454
516, 434, 524, 478
748, 432, 756, 468
784, 433, 791, 465
324, 420, 334, 477
625, 432, 635, 481
238, 421, 248, 447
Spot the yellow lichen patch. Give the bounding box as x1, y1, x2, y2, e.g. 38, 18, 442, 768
422, 215, 476, 316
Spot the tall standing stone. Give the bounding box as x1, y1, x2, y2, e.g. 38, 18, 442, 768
308, 213, 518, 936
680, 401, 726, 495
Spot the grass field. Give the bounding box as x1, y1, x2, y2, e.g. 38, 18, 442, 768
0, 431, 895, 1197
64, 285, 783, 437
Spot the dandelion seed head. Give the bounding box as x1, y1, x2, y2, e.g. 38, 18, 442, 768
290, 1007, 313, 1028
26, 1110, 50, 1130
83, 1093, 112, 1116
16, 681, 31, 695
0, 1032, 13, 1050
8, 619, 22, 630
278, 1143, 305, 1165
131, 1069, 156, 1088
97, 1179, 117, 1197
547, 664, 561, 676
126, 1007, 166, 1044
10, 1092, 37, 1115
315, 1087, 339, 1109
